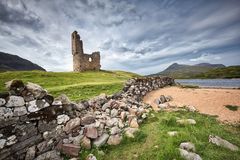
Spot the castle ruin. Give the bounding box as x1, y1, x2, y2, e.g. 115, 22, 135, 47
72, 31, 101, 71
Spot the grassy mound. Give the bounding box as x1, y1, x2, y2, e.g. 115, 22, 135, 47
81, 111, 240, 160
0, 70, 139, 101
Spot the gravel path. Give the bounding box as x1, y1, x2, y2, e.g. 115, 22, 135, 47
143, 86, 240, 123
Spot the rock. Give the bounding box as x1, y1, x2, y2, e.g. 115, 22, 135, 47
125, 128, 139, 138
110, 126, 121, 135
158, 103, 169, 109
110, 108, 118, 117
129, 118, 139, 128
27, 100, 49, 113
5, 80, 25, 95
106, 118, 118, 127
159, 95, 167, 104
86, 154, 97, 160
165, 95, 173, 102
64, 117, 81, 134
0, 139, 6, 149
43, 95, 54, 105
13, 106, 27, 116
187, 105, 197, 112
180, 142, 196, 152
25, 145, 36, 160
6, 135, 17, 146
120, 111, 126, 120
85, 127, 98, 139
81, 136, 91, 149
55, 94, 71, 105
107, 134, 122, 145
102, 102, 110, 111
6, 96, 25, 107
70, 134, 84, 145
93, 133, 109, 147
167, 131, 178, 137
0, 107, 13, 119
209, 135, 239, 151
35, 150, 62, 160
26, 82, 47, 99
52, 100, 62, 106
81, 115, 96, 125
0, 98, 6, 106
177, 119, 196, 125
57, 114, 70, 125
179, 148, 202, 160
57, 143, 81, 157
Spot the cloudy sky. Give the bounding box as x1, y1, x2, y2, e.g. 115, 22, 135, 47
0, 0, 240, 75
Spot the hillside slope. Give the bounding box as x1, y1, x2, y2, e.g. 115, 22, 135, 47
0, 70, 139, 101
197, 66, 240, 78
0, 52, 45, 71
155, 63, 226, 78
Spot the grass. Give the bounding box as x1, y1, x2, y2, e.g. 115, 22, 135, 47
225, 105, 239, 111
0, 70, 139, 101
79, 111, 240, 160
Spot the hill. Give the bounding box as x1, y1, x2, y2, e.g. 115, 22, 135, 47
0, 70, 139, 101
0, 51, 45, 71
196, 65, 240, 78
154, 63, 227, 78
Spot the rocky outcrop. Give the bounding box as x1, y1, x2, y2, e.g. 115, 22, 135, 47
0, 76, 174, 159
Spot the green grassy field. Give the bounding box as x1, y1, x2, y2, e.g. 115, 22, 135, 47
80, 111, 240, 160
0, 70, 139, 101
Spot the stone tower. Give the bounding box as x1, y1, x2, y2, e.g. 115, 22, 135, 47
72, 31, 101, 72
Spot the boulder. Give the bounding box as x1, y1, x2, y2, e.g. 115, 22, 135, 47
13, 106, 27, 116
27, 100, 50, 113
209, 135, 239, 151
84, 127, 98, 139
125, 128, 139, 138
25, 145, 36, 160
110, 126, 121, 135
35, 150, 62, 160
6, 135, 17, 146
0, 107, 13, 119
57, 114, 70, 125
93, 133, 109, 147
81, 115, 96, 125
110, 108, 118, 117
0, 139, 6, 149
6, 96, 25, 107
81, 136, 91, 149
57, 143, 81, 157
0, 98, 6, 106
180, 142, 196, 152
167, 131, 178, 137
64, 117, 81, 134
129, 118, 139, 128
55, 94, 71, 105
86, 154, 97, 160
179, 148, 202, 160
187, 105, 197, 112
177, 119, 196, 125
120, 111, 126, 121
107, 134, 122, 145
5, 80, 25, 95
26, 82, 47, 99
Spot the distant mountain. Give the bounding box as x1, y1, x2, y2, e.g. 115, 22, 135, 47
153, 63, 226, 78
0, 52, 45, 71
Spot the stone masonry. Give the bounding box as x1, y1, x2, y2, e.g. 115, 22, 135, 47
72, 31, 101, 72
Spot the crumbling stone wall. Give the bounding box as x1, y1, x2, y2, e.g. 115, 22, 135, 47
72, 31, 101, 72
0, 76, 174, 160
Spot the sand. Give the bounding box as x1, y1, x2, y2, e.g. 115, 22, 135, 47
143, 86, 240, 123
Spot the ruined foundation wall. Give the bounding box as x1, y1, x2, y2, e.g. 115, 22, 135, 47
72, 31, 101, 72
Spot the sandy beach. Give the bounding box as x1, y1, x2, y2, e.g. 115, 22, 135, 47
143, 86, 240, 123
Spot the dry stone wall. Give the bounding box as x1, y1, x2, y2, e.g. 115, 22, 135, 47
0, 76, 174, 160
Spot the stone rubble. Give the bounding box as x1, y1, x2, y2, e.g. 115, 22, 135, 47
209, 135, 239, 151
0, 76, 174, 159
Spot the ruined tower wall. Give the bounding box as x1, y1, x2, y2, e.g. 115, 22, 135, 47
72, 31, 101, 72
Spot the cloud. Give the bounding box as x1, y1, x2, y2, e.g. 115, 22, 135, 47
0, 0, 239, 75
0, 0, 44, 30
